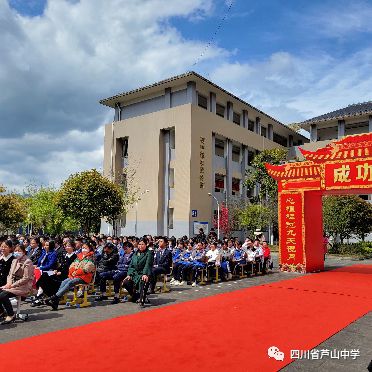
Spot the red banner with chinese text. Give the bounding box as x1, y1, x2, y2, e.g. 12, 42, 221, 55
325, 159, 372, 190
279, 193, 305, 272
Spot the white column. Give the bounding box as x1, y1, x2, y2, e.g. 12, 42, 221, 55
338, 119, 345, 139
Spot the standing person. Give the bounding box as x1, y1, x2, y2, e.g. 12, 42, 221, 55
45, 242, 95, 310
0, 245, 34, 324
196, 228, 206, 243
0, 240, 14, 288
262, 241, 272, 274
122, 237, 153, 307
150, 237, 172, 294
323, 236, 329, 261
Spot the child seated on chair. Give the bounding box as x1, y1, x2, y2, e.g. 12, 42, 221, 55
46, 242, 95, 311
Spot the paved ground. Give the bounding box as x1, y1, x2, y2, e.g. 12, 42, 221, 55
1, 253, 371, 371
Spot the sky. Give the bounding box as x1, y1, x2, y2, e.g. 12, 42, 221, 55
1, 0, 372, 191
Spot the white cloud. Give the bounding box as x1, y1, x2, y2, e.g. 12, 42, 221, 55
0, 0, 226, 190
0, 126, 104, 192
304, 1, 372, 37
1, 0, 372, 192
209, 49, 372, 123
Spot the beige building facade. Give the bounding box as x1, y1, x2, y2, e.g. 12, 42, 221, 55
100, 72, 307, 237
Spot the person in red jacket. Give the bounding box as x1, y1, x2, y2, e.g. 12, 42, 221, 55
262, 241, 272, 274
46, 242, 95, 310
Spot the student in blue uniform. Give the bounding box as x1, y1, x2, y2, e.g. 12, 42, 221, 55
188, 242, 207, 287
170, 243, 194, 285
219, 241, 232, 280
231, 241, 247, 275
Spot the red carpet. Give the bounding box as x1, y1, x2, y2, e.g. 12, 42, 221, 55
1, 265, 372, 372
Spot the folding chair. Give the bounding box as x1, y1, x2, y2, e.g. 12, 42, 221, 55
15, 296, 29, 321
66, 272, 96, 308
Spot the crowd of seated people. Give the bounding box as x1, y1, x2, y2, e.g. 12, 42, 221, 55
0, 229, 273, 323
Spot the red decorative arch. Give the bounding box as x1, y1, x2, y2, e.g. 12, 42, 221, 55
265, 133, 372, 273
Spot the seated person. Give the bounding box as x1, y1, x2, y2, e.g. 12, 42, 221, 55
219, 241, 232, 280
244, 239, 256, 273
150, 237, 172, 293
205, 242, 220, 275
95, 242, 119, 285
171, 240, 184, 266
46, 242, 95, 310
96, 242, 133, 304
34, 240, 58, 287
32, 241, 77, 306
183, 242, 206, 287
122, 237, 153, 307
231, 242, 247, 275
28, 237, 43, 265
171, 243, 194, 285
0, 240, 14, 288
0, 244, 34, 324
253, 239, 264, 273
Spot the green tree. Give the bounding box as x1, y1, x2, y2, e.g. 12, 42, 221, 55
245, 148, 288, 203
323, 195, 372, 243
0, 186, 26, 233
25, 187, 79, 235
238, 204, 274, 237
57, 169, 124, 234
243, 148, 288, 238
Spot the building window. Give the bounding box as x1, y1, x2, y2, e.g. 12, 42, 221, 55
122, 137, 129, 168
233, 112, 241, 125
248, 119, 255, 131
216, 103, 225, 118
261, 127, 267, 137
168, 208, 174, 229
215, 138, 225, 157
170, 128, 175, 149
198, 94, 208, 110
215, 174, 225, 193
247, 150, 255, 166
273, 132, 288, 147
213, 210, 218, 220
169, 168, 175, 188
232, 178, 240, 195
232, 145, 240, 163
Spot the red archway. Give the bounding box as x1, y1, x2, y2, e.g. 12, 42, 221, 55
266, 133, 372, 273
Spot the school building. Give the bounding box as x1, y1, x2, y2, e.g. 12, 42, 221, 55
100, 71, 308, 237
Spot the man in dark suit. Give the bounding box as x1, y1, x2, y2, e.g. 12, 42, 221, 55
150, 237, 172, 294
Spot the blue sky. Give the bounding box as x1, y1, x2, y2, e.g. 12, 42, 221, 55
1, 0, 372, 190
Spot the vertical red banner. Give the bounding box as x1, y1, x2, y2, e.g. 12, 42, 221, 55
279, 193, 305, 273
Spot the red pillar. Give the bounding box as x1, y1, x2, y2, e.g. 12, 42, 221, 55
303, 191, 324, 272
279, 191, 324, 273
